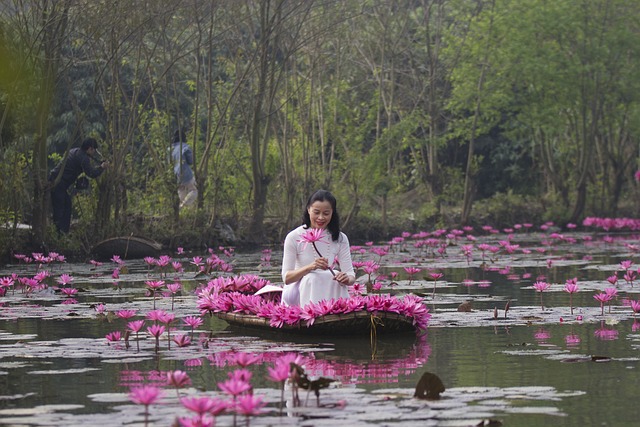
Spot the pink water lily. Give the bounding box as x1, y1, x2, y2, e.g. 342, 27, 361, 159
594, 292, 612, 316
116, 309, 137, 319
145, 280, 165, 309
232, 352, 261, 367
218, 378, 251, 397
146, 324, 165, 337
111, 255, 124, 265
60, 287, 78, 297
349, 282, 365, 296
105, 331, 121, 343
267, 358, 290, 415
181, 395, 228, 416
127, 320, 145, 333
268, 305, 288, 328
130, 385, 163, 426
564, 281, 579, 314
228, 368, 252, 384
33, 270, 50, 282
190, 256, 204, 268
624, 270, 637, 286
147, 324, 165, 352
533, 281, 551, 310
129, 385, 163, 406
300, 301, 322, 327
429, 272, 443, 299
620, 260, 633, 270
630, 300, 640, 317
167, 370, 191, 398
183, 315, 204, 338
300, 227, 325, 245
57, 274, 74, 286
173, 334, 191, 347
605, 287, 618, 301
267, 360, 290, 383
159, 311, 175, 325
167, 282, 181, 304
183, 315, 204, 328
317, 299, 337, 315
146, 309, 169, 323
235, 394, 265, 417
403, 267, 421, 286
300, 228, 336, 276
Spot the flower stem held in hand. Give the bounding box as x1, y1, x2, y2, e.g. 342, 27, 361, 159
300, 228, 336, 277
311, 242, 336, 277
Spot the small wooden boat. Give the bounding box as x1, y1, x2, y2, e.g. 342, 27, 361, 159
91, 235, 163, 260
214, 310, 417, 336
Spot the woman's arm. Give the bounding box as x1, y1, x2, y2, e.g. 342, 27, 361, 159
284, 258, 329, 284
334, 233, 356, 285
281, 229, 330, 284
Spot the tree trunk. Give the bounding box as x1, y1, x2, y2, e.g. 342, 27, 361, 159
461, 0, 495, 225
31, 1, 71, 245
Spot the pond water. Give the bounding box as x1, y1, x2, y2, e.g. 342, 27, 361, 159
0, 226, 639, 426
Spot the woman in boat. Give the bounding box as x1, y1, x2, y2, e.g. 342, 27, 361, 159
281, 189, 356, 307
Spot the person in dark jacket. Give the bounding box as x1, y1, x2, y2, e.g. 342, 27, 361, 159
49, 138, 109, 233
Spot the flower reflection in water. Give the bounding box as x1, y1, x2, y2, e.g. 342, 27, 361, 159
119, 335, 431, 393
594, 323, 619, 341
534, 328, 551, 344
564, 334, 581, 347
184, 358, 203, 369
217, 336, 429, 385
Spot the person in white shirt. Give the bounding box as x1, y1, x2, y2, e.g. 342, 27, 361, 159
170, 128, 198, 209
281, 190, 355, 307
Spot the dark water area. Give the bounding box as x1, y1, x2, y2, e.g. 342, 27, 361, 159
0, 229, 639, 426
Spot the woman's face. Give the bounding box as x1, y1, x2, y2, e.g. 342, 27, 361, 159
308, 200, 333, 229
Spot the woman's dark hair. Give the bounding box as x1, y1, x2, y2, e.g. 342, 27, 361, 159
302, 189, 340, 241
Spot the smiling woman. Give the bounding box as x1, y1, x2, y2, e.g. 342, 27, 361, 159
281, 190, 356, 307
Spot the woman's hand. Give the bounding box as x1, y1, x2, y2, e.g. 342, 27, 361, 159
333, 271, 351, 285
310, 257, 329, 271
284, 257, 330, 285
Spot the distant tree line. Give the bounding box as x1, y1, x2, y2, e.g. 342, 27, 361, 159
0, 0, 639, 252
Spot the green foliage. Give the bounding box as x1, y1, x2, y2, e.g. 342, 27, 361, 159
473, 191, 544, 228
2, 0, 640, 250
0, 144, 30, 225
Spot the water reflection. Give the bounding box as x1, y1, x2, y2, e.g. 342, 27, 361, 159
1, 312, 639, 426
1, 231, 640, 426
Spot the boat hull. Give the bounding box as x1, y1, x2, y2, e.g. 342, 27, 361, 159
91, 236, 163, 260
214, 310, 417, 336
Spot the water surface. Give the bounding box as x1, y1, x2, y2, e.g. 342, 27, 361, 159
0, 230, 639, 426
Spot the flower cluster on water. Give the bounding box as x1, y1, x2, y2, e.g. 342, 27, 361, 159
582, 216, 640, 231
196, 274, 430, 332
130, 367, 265, 427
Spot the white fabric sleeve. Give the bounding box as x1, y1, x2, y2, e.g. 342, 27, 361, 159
337, 232, 355, 277
281, 229, 298, 283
